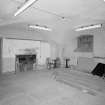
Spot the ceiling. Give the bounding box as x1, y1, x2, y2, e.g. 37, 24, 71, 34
0, 0, 105, 43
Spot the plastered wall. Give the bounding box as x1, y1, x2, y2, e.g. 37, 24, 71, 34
59, 27, 105, 65
2, 38, 52, 73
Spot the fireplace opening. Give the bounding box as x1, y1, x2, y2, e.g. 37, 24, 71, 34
15, 54, 36, 73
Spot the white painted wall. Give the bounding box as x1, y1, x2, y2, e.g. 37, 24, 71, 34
40, 42, 51, 65
60, 27, 105, 65
0, 26, 59, 70
0, 26, 49, 41
1, 22, 105, 71
2, 38, 51, 73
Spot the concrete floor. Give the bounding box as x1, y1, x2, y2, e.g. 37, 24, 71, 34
0, 69, 105, 105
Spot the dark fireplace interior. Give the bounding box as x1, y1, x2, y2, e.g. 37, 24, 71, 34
15, 54, 36, 72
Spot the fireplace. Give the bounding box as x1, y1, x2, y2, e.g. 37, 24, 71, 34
15, 54, 36, 73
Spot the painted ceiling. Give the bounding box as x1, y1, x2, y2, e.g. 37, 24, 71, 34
0, 0, 105, 43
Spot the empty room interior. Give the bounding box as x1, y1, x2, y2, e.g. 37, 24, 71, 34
0, 0, 105, 105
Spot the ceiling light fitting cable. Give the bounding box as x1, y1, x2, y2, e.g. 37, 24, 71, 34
33, 7, 67, 19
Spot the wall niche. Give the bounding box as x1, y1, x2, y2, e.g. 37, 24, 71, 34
74, 35, 93, 52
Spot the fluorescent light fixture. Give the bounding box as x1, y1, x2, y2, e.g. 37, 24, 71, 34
75, 24, 102, 31
14, 0, 38, 16
29, 25, 52, 31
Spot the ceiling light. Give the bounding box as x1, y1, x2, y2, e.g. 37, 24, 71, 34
14, 0, 38, 16
29, 25, 52, 31
75, 24, 102, 31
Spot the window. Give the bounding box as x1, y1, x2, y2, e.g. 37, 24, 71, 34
75, 35, 93, 52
